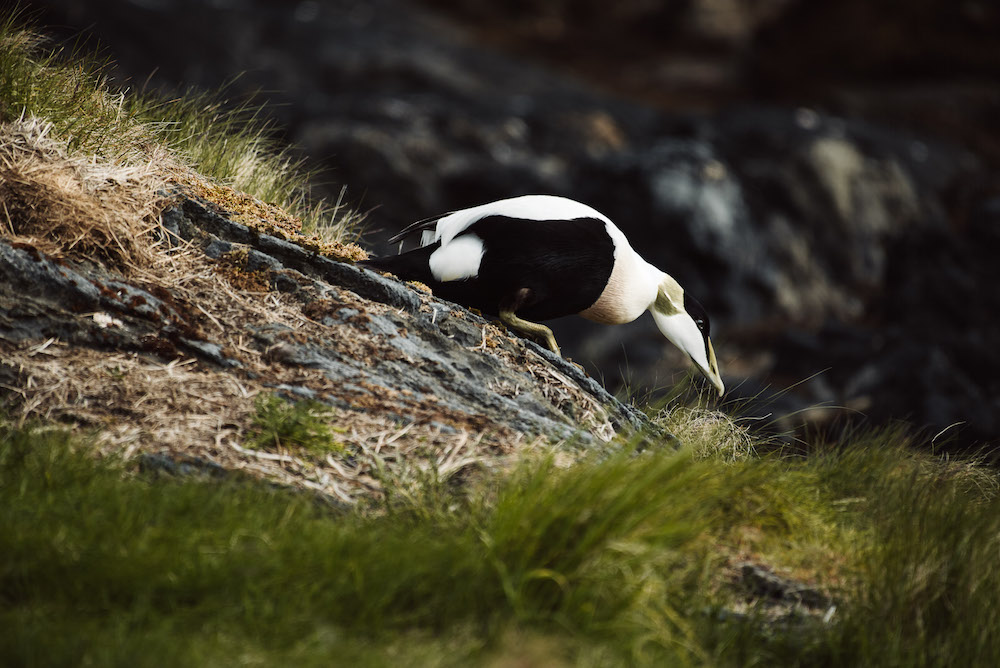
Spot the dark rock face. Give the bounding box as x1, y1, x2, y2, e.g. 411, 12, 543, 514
0, 190, 651, 439
27, 0, 1000, 448
0, 196, 650, 442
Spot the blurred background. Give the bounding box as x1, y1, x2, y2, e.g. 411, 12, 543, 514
25, 0, 1000, 450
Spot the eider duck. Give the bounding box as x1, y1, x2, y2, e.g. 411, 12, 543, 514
363, 195, 724, 395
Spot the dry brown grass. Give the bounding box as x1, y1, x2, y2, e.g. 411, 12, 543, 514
0, 118, 171, 271
0, 276, 531, 504
2, 339, 532, 505
0, 114, 364, 274
655, 405, 757, 462
188, 179, 369, 263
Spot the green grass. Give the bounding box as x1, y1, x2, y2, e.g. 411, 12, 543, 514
0, 7, 353, 239
3, 419, 999, 666
247, 393, 346, 456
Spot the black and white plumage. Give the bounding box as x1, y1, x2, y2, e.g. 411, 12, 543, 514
362, 195, 724, 395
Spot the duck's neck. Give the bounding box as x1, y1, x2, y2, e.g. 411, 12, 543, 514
579, 248, 665, 325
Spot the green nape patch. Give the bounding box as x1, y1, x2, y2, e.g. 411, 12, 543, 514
3, 420, 1000, 666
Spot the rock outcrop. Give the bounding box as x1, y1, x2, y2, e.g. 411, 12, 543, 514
27, 0, 1000, 448
0, 121, 654, 502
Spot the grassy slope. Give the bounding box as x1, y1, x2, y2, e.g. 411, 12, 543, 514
3, 9, 1000, 667
0, 9, 350, 240
3, 422, 1000, 666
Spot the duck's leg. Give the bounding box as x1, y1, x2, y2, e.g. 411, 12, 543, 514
499, 288, 561, 355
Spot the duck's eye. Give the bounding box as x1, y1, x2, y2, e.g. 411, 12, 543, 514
683, 293, 711, 337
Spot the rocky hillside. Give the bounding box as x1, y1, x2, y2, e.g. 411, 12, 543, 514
29, 0, 1000, 449
0, 118, 652, 502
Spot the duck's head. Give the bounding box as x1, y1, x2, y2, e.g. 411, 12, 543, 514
648, 276, 725, 396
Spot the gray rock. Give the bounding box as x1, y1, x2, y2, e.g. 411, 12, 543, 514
179, 198, 422, 313
1, 195, 657, 443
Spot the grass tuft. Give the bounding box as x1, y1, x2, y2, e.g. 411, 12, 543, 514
246, 394, 346, 456
656, 405, 758, 462
0, 116, 168, 270
0, 8, 357, 239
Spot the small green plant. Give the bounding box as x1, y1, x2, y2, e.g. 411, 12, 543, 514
246, 393, 344, 456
